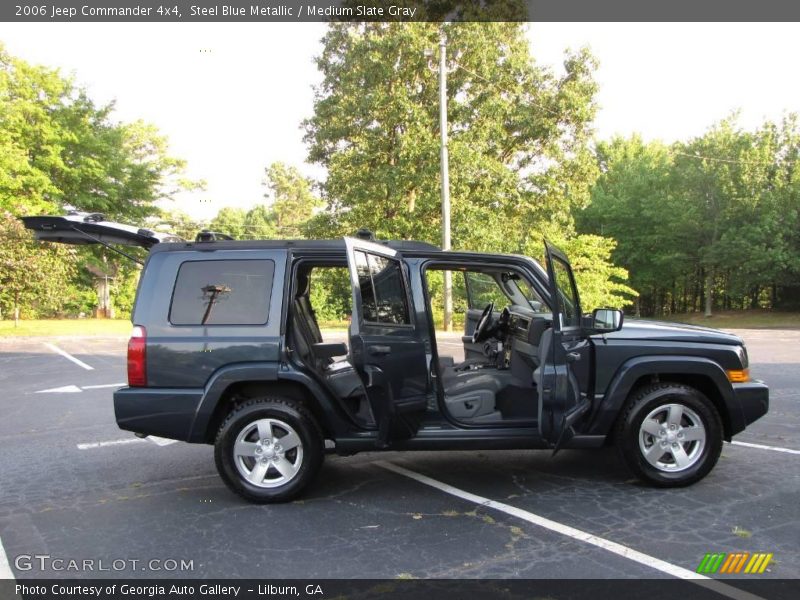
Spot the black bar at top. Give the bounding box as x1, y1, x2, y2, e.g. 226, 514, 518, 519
3, 0, 800, 23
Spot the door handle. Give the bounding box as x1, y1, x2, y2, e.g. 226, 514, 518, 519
566, 352, 581, 363
368, 345, 392, 356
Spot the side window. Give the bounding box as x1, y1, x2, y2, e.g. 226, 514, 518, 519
170, 259, 274, 325
354, 250, 411, 326
465, 272, 509, 309
551, 257, 580, 328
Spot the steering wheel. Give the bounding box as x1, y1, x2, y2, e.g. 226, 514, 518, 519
472, 302, 495, 344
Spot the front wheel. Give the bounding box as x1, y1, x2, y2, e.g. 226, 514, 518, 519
215, 397, 324, 503
616, 383, 723, 487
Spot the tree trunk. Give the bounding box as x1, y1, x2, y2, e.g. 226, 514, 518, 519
750, 286, 760, 309
14, 305, 20, 327
704, 270, 713, 317
670, 279, 677, 314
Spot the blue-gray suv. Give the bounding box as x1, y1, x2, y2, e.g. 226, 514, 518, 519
24, 213, 769, 503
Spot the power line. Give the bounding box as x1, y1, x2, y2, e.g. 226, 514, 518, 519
670, 150, 771, 166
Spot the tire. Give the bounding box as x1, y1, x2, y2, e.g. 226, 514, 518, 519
616, 383, 723, 487
214, 396, 324, 503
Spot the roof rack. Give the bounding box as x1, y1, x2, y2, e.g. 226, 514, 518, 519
196, 230, 235, 242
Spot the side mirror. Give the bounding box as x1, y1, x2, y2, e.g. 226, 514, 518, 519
592, 308, 623, 332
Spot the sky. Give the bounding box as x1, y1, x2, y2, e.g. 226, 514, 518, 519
1, 22, 798, 221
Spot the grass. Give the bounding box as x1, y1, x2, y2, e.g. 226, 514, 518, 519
0, 319, 132, 337
659, 309, 800, 329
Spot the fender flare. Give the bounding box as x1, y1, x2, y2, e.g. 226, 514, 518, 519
587, 355, 744, 438
187, 362, 351, 442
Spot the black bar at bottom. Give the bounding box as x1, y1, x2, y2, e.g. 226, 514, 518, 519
2, 579, 799, 600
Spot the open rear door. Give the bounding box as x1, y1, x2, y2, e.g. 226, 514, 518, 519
21, 212, 182, 249
538, 242, 592, 452
344, 237, 429, 447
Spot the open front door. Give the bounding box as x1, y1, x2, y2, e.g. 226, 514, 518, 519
538, 242, 592, 452
344, 237, 429, 447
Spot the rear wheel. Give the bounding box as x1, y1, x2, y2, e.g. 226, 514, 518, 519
616, 383, 723, 487
214, 397, 324, 503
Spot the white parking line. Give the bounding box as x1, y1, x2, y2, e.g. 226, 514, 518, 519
82, 383, 126, 389
149, 436, 179, 447
730, 440, 800, 455
43, 342, 94, 371
77, 436, 178, 450
77, 438, 147, 450
377, 462, 765, 600
0, 535, 14, 580
35, 383, 126, 394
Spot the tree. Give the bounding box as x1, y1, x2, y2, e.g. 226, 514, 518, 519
303, 22, 634, 307
263, 162, 321, 238
579, 136, 688, 315
243, 205, 277, 240
579, 116, 800, 316
0, 212, 77, 322
0, 44, 195, 220
208, 207, 248, 239
152, 209, 203, 241
0, 44, 198, 320
304, 22, 601, 250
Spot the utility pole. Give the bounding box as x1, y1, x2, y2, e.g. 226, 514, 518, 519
439, 31, 453, 332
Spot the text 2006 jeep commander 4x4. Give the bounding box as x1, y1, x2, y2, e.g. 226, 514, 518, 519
24, 213, 769, 503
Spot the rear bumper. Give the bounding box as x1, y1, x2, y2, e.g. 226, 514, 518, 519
731, 380, 769, 434
114, 387, 202, 441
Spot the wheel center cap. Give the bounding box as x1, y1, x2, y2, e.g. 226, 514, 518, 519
263, 448, 275, 459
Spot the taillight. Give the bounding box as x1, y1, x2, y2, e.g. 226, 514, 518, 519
127, 325, 147, 387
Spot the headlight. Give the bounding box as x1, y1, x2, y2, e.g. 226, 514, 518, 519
735, 344, 749, 369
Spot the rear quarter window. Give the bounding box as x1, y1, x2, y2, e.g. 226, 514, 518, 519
169, 259, 275, 325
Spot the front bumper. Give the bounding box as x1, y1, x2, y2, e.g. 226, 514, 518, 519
731, 380, 769, 434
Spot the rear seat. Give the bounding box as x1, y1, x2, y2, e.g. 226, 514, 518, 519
291, 271, 368, 406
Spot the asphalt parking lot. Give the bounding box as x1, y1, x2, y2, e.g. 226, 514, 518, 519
0, 330, 798, 584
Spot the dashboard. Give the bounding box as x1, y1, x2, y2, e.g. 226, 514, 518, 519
502, 305, 553, 373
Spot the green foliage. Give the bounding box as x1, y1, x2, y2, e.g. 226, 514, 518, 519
554, 235, 637, 311
0, 44, 194, 220
0, 44, 194, 320
208, 207, 248, 239
152, 209, 202, 241
264, 162, 321, 237
308, 267, 351, 322
303, 22, 633, 309
579, 115, 800, 315
205, 162, 321, 240
0, 211, 77, 319
305, 23, 600, 251
110, 261, 142, 318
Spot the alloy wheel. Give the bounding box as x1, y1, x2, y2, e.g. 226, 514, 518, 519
638, 403, 707, 472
